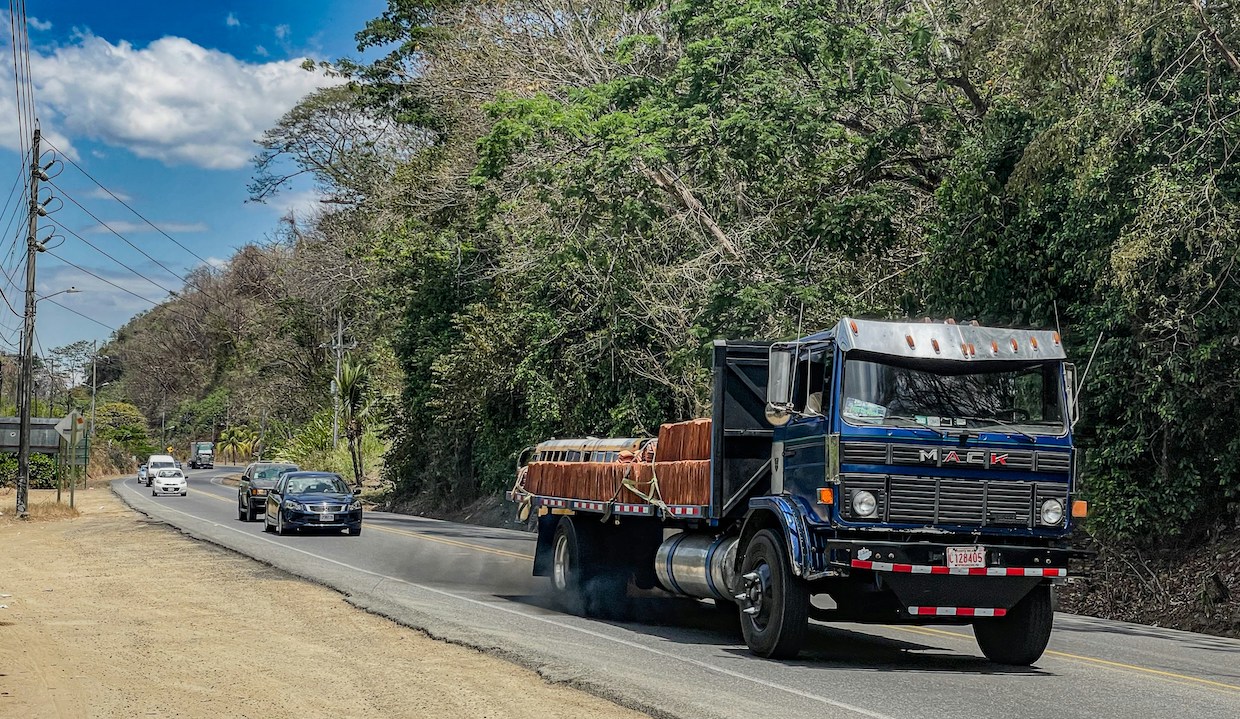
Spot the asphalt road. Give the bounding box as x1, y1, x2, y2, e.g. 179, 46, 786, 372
113, 468, 1240, 719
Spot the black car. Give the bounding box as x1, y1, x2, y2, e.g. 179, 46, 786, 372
264, 471, 362, 536
237, 462, 299, 521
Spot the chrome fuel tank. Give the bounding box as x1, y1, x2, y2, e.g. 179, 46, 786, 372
654, 533, 738, 602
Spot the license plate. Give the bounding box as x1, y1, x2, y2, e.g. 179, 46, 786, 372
947, 546, 986, 568
320, 514, 335, 522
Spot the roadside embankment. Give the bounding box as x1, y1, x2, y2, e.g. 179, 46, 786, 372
0, 489, 647, 719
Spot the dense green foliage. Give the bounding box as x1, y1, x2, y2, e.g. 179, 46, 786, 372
102, 1, 1240, 542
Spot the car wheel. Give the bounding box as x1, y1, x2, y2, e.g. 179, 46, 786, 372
349, 524, 362, 537
263, 513, 273, 533
151, 490, 157, 496
275, 511, 289, 536
237, 500, 245, 521
180, 491, 187, 496
243, 502, 253, 522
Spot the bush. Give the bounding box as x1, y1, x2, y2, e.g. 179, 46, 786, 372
0, 452, 60, 489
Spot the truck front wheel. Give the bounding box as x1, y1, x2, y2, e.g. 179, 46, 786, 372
973, 584, 1054, 665
738, 529, 809, 658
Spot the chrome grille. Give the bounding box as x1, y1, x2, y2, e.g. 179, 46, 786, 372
307, 504, 346, 513
841, 442, 888, 465
1035, 452, 1070, 473
842, 475, 1069, 527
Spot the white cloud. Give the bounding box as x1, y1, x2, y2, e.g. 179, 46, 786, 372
85, 187, 132, 202
28, 17, 52, 31
274, 24, 290, 41
0, 32, 341, 169
254, 45, 269, 57
86, 220, 208, 235
225, 12, 240, 28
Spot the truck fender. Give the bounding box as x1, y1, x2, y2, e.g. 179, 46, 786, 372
734, 496, 811, 578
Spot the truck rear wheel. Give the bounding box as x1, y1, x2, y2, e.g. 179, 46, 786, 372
549, 517, 630, 620
973, 584, 1054, 665
738, 529, 809, 658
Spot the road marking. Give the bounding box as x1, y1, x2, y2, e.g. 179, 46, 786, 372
888, 624, 1240, 695
138, 478, 1240, 704
117, 478, 898, 719
195, 476, 532, 561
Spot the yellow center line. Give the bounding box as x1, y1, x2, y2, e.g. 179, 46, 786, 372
888, 624, 1240, 695
171, 480, 533, 561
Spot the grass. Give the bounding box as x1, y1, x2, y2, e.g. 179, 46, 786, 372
0, 496, 82, 525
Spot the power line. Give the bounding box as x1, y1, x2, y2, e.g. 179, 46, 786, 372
42, 249, 206, 327
44, 215, 184, 298
49, 179, 189, 285
42, 137, 214, 268
42, 297, 116, 331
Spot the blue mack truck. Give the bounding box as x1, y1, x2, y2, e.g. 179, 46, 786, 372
513, 317, 1086, 664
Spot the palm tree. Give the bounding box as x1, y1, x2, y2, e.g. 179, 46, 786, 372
217, 426, 247, 464
337, 355, 372, 486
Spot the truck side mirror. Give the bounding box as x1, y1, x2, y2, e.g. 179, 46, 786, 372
1063, 362, 1078, 426
766, 347, 795, 426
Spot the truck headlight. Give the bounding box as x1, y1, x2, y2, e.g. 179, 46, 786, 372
851, 490, 878, 518
1040, 499, 1064, 526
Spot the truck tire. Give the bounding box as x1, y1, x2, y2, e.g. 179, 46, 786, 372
550, 517, 589, 615
738, 529, 810, 659
973, 584, 1054, 665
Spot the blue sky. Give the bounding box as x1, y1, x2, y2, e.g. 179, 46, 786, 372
0, 1, 387, 353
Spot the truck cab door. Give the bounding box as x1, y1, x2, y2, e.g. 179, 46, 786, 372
772, 344, 835, 522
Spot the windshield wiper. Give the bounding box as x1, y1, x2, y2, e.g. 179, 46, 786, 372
883, 414, 948, 438
968, 416, 1036, 442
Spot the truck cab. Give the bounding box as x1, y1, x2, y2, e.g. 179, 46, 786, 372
733, 318, 1081, 660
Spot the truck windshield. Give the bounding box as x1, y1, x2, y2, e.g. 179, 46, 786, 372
841, 357, 1066, 435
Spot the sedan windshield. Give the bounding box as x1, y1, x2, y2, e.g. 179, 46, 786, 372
841, 357, 1066, 435
285, 475, 349, 494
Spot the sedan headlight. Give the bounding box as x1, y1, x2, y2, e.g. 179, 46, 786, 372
284, 500, 304, 511
250, 488, 267, 496
349, 499, 362, 510
851, 490, 878, 518
1040, 499, 1065, 526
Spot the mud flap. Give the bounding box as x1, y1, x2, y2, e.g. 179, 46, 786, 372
880, 573, 1041, 613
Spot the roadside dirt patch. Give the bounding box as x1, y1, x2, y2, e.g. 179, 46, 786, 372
0, 491, 647, 719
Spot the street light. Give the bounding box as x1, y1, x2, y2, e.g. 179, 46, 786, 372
15, 286, 83, 518
36, 286, 80, 302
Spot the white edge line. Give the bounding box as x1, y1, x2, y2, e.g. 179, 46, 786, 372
119, 477, 899, 719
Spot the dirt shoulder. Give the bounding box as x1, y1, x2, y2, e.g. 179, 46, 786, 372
0, 489, 646, 719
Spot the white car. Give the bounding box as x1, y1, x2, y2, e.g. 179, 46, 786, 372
151, 468, 187, 497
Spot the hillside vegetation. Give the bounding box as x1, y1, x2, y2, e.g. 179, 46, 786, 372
102, 1, 1240, 547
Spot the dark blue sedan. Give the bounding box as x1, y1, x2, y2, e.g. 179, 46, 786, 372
264, 471, 363, 536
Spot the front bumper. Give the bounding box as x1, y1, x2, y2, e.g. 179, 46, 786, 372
284, 509, 362, 528
825, 538, 1088, 615
153, 483, 186, 494
245, 493, 270, 508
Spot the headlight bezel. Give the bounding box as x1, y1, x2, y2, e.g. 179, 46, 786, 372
851, 490, 879, 518
284, 499, 304, 511
1040, 498, 1065, 526
349, 499, 363, 511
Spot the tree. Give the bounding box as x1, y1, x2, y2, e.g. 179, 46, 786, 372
337, 355, 373, 485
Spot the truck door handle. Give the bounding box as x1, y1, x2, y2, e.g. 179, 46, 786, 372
783, 449, 796, 458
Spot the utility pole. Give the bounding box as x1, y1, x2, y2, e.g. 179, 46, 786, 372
332, 311, 343, 449
86, 339, 97, 484
16, 128, 42, 519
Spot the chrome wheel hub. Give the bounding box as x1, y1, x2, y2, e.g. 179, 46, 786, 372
552, 533, 570, 592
